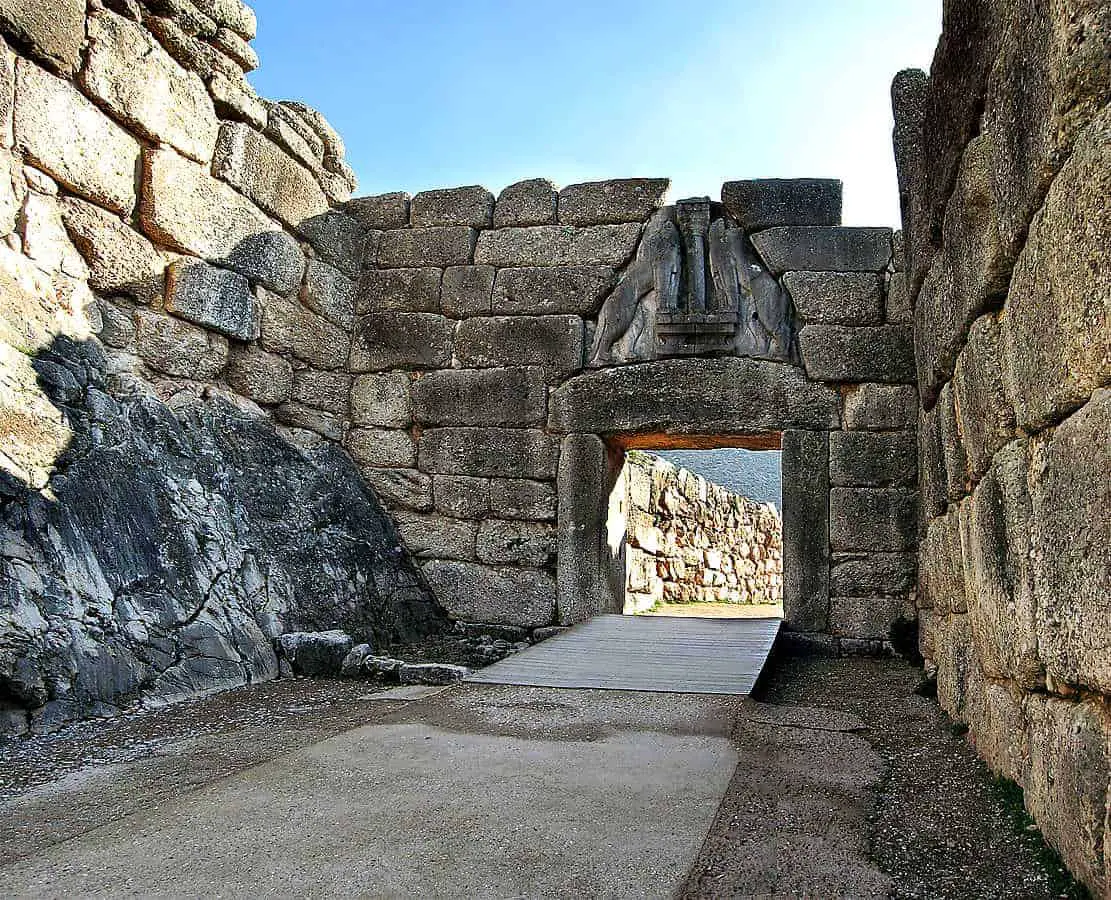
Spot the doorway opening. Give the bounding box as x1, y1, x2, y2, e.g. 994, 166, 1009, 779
604, 435, 784, 621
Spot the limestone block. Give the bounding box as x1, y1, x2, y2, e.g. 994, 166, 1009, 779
213, 26, 257, 73
291, 370, 351, 415
342, 192, 410, 230
224, 346, 292, 405
360, 468, 432, 512
134, 308, 228, 379
419, 428, 559, 479
258, 288, 349, 370
918, 401, 947, 526
783, 272, 883, 326
96, 298, 136, 349
799, 325, 915, 384
475, 223, 642, 267
165, 259, 257, 340
15, 62, 141, 216
212, 123, 328, 228
411, 186, 494, 227
962, 677, 1028, 787
357, 268, 442, 314
392, 511, 477, 561
348, 311, 452, 371
829, 597, 907, 641
830, 553, 916, 598
0, 0, 84, 76
83, 11, 219, 164
143, 14, 225, 81
411, 367, 547, 427
1030, 390, 1111, 694
829, 430, 917, 487
433, 475, 490, 519
721, 178, 842, 230
219, 231, 304, 296
781, 429, 829, 631
296, 210, 366, 278
842, 383, 918, 431
192, 0, 256, 42
829, 487, 917, 552
494, 178, 558, 227
274, 403, 343, 441
751, 226, 892, 274
58, 197, 163, 299
347, 427, 417, 469
422, 560, 556, 628
207, 69, 266, 129
19, 192, 88, 278
1001, 105, 1111, 432
489, 478, 556, 522
441, 265, 495, 317
549, 358, 841, 434
454, 315, 584, 378
477, 519, 556, 567
557, 178, 669, 226
938, 382, 969, 502
265, 103, 322, 167
491, 266, 615, 316
952, 314, 1015, 480
303, 259, 355, 330
917, 509, 965, 615
377, 226, 476, 268
934, 612, 977, 725
350, 373, 411, 428
885, 272, 912, 324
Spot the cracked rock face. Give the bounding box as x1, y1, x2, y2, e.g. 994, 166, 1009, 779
0, 338, 446, 736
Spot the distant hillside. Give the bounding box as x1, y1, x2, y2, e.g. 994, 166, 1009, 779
652, 449, 782, 510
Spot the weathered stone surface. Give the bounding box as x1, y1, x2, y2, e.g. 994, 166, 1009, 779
829, 430, 917, 487
263, 102, 322, 171
297, 211, 366, 278
477, 519, 556, 567
208, 68, 266, 127
342, 192, 410, 231
377, 227, 476, 268
784, 272, 884, 326
348, 312, 452, 371
781, 429, 829, 632
398, 662, 469, 685
751, 227, 892, 274
422, 560, 556, 627
0, 0, 84, 76
273, 403, 344, 441
558, 179, 669, 226
360, 468, 432, 512
455, 316, 584, 378
411, 186, 494, 228
918, 401, 946, 527
830, 553, 916, 598
213, 25, 257, 72
15, 62, 141, 216
549, 358, 841, 434
494, 178, 557, 227
133, 307, 228, 379
220, 230, 303, 295
348, 427, 416, 469
934, 611, 977, 724
937, 383, 969, 502
433, 475, 490, 519
291, 370, 351, 415
1001, 105, 1111, 432
721, 179, 843, 231
258, 288, 349, 370
490, 478, 556, 522
843, 383, 918, 431
829, 597, 908, 641
192, 0, 257, 40
475, 224, 642, 267
952, 313, 1014, 479
224, 346, 292, 405
350, 373, 410, 428
885, 272, 912, 324
917, 509, 966, 615
1030, 390, 1111, 695
440, 265, 495, 317
165, 259, 257, 340
58, 198, 163, 299
491, 266, 615, 316
83, 11, 219, 164
212, 123, 328, 228
411, 367, 547, 427
392, 511, 477, 561
829, 488, 917, 552
20, 191, 89, 278
357, 268, 441, 314
277, 631, 353, 676
799, 325, 915, 384
303, 259, 355, 330
419, 428, 559, 479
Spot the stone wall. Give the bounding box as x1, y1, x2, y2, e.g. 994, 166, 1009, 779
616, 452, 782, 612
893, 1, 1110, 893
0, 0, 445, 736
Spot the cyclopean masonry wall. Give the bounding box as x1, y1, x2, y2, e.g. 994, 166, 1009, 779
613, 451, 783, 613
893, 1, 1110, 893
0, 0, 446, 735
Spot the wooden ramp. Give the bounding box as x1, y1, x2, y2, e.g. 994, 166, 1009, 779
466, 614, 782, 695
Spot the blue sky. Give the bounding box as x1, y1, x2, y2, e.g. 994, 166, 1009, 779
249, 2, 940, 226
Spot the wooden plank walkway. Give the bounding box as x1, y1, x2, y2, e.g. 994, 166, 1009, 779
466, 614, 782, 695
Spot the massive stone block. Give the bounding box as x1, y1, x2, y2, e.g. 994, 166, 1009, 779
829, 488, 917, 552
455, 315, 584, 378
296, 210, 367, 278
419, 428, 559, 479
392, 511, 478, 561
828, 430, 917, 487
842, 383, 918, 431
494, 178, 557, 227
440, 265, 495, 317
15, 61, 141, 216
342, 192, 410, 230
134, 308, 229, 380
377, 226, 476, 268
350, 373, 411, 428
937, 383, 969, 502
491, 266, 615, 316
798, 325, 915, 384
422, 560, 556, 627
348, 427, 417, 470
830, 552, 916, 598
952, 313, 1015, 479
783, 272, 884, 326
549, 358, 841, 435
751, 226, 892, 274
490, 479, 556, 522
918, 509, 966, 615
918, 401, 947, 526
557, 178, 669, 226
360, 468, 432, 512
348, 312, 452, 371
82, 11, 219, 164
433, 475, 490, 520
165, 260, 257, 341
411, 367, 547, 427
59, 197, 163, 299
721, 179, 843, 230
410, 186, 494, 228
291, 370, 352, 415
476, 519, 556, 567
357, 268, 442, 314
258, 289, 349, 370
829, 596, 908, 641
303, 259, 355, 330
225, 346, 293, 406
475, 224, 642, 267
781, 429, 829, 632
0, 0, 84, 76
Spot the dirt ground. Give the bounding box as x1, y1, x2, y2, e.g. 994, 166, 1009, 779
639, 601, 784, 619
